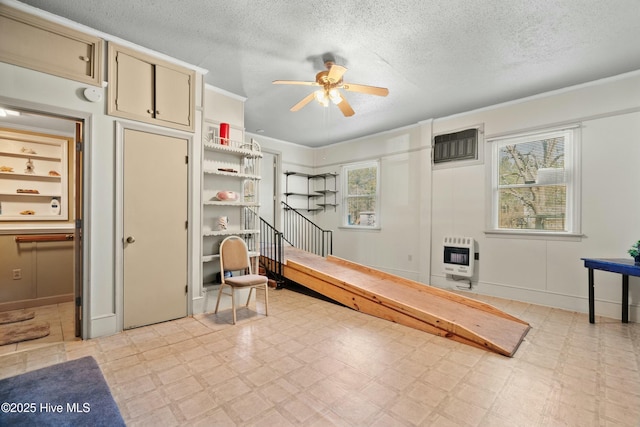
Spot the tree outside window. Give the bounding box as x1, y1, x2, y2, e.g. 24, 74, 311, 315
342, 161, 379, 228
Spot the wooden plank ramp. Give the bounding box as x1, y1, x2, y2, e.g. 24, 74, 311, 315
281, 247, 530, 357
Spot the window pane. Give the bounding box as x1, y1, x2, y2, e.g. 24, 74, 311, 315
498, 185, 566, 230
499, 137, 565, 185
347, 166, 377, 195
346, 196, 376, 226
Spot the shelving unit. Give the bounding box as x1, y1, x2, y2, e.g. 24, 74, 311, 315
0, 133, 68, 221
284, 171, 338, 212
201, 129, 262, 287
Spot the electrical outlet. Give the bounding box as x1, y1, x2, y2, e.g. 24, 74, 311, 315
12, 269, 22, 280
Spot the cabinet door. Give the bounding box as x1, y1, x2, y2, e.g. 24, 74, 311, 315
0, 5, 102, 86
113, 51, 154, 119
108, 43, 195, 132
155, 64, 193, 127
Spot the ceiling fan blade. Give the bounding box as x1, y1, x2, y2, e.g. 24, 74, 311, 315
273, 80, 319, 86
290, 92, 315, 112
327, 65, 347, 83
336, 94, 355, 117
342, 83, 389, 97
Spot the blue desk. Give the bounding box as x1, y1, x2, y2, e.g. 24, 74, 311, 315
581, 258, 640, 323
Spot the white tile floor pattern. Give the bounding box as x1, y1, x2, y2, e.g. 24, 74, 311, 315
0, 288, 639, 426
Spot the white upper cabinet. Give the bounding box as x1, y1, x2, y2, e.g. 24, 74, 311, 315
0, 4, 103, 86
108, 43, 195, 132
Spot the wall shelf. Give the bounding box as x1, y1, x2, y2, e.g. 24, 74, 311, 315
202, 228, 260, 237
0, 131, 68, 222
284, 171, 338, 212
1, 172, 62, 180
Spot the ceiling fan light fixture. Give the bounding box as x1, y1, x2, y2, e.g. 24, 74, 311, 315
314, 90, 329, 107
274, 61, 387, 116
329, 88, 342, 104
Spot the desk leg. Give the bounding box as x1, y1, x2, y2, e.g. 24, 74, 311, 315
588, 268, 595, 324
622, 275, 629, 323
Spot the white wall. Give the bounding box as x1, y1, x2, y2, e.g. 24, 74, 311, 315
0, 61, 117, 337
259, 124, 434, 283
0, 57, 205, 338
260, 70, 640, 322
429, 71, 640, 320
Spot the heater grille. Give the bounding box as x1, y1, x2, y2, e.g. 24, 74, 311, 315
443, 236, 475, 277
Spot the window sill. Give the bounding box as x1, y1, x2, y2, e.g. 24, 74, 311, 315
484, 229, 584, 241
339, 226, 381, 232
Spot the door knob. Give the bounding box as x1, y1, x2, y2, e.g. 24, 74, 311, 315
126, 236, 136, 244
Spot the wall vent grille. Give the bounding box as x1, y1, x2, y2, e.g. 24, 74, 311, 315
433, 129, 478, 164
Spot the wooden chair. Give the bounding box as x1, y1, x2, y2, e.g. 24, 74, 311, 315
214, 236, 268, 324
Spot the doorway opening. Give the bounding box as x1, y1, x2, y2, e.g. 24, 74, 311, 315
0, 102, 86, 348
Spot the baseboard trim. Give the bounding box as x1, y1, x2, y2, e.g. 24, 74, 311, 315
430, 276, 639, 322
0, 294, 73, 312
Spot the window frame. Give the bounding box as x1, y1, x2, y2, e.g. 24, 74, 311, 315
341, 160, 381, 230
486, 126, 582, 238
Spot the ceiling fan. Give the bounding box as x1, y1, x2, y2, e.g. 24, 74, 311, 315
273, 61, 389, 117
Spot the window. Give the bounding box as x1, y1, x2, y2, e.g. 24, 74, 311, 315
488, 127, 581, 235
342, 161, 380, 228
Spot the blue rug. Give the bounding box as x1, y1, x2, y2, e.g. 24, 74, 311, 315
0, 356, 125, 426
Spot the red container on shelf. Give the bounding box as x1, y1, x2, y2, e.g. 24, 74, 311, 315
219, 123, 230, 145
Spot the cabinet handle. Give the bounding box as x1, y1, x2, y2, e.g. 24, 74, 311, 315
156, 110, 160, 115
126, 236, 136, 244
147, 109, 153, 114
79, 56, 90, 62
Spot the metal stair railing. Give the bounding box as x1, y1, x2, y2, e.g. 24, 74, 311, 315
259, 217, 285, 287
245, 207, 285, 287
245, 203, 333, 288
281, 201, 333, 257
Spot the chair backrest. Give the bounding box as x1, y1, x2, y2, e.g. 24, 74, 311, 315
220, 236, 251, 273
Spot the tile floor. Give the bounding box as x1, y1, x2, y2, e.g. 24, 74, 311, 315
0, 288, 639, 426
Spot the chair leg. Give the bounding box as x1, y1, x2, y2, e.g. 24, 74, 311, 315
231, 287, 236, 325
264, 284, 268, 316
214, 283, 225, 314
245, 287, 254, 307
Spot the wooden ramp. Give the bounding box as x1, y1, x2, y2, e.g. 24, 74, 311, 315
281, 247, 530, 357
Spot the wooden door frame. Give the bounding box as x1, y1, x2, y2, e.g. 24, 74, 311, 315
74, 121, 83, 337
114, 121, 195, 332
0, 96, 91, 338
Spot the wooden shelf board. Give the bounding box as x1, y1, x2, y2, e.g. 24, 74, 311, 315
0, 152, 61, 161
202, 229, 260, 237
0, 172, 61, 179
203, 142, 262, 158
203, 201, 260, 207
1, 192, 62, 197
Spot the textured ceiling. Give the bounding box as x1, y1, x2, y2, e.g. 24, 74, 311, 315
12, 0, 640, 147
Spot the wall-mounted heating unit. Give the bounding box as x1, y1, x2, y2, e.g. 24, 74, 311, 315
443, 236, 475, 277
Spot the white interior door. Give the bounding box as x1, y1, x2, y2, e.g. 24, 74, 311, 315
123, 129, 187, 329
